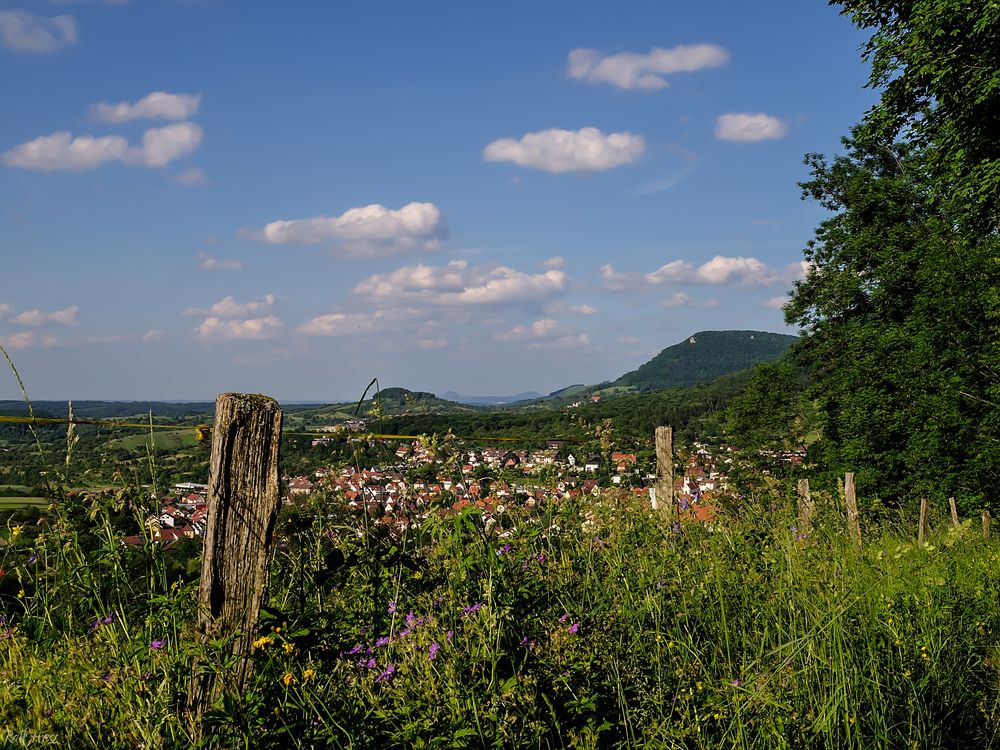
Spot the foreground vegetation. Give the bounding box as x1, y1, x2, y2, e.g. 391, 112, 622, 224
2, 477, 999, 748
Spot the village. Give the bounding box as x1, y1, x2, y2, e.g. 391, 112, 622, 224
124, 439, 764, 546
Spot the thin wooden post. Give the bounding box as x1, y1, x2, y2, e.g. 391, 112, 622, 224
918, 497, 928, 546
948, 497, 960, 528
654, 426, 673, 514
187, 393, 283, 732
796, 478, 814, 538
844, 472, 861, 549
983, 510, 991, 539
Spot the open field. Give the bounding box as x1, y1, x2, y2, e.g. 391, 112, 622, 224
0, 496, 48, 508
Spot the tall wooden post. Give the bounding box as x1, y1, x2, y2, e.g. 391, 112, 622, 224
844, 472, 862, 549
187, 394, 283, 730
949, 497, 960, 528
918, 498, 929, 546
654, 426, 673, 514
796, 478, 814, 538
983, 510, 991, 539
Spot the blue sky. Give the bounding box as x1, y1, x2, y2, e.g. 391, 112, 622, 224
0, 0, 875, 401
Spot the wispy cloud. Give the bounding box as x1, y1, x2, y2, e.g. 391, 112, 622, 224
91, 92, 201, 123
0, 10, 76, 53
567, 44, 728, 90
197, 253, 241, 271
12, 305, 79, 326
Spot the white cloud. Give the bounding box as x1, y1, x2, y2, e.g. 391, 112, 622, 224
354, 259, 569, 308
250, 202, 447, 257
141, 329, 168, 341
0, 332, 59, 349
91, 92, 201, 123
12, 305, 79, 326
2, 132, 129, 171
198, 254, 242, 271
0, 303, 11, 320
763, 296, 788, 309
660, 292, 719, 309
715, 113, 788, 142
298, 310, 391, 338
601, 255, 780, 291
568, 44, 729, 90
544, 302, 598, 316
542, 256, 565, 269
496, 318, 590, 350
0, 11, 76, 53
483, 127, 645, 173
174, 167, 207, 185
2, 122, 202, 171
185, 294, 274, 318
127, 122, 203, 167
194, 316, 282, 341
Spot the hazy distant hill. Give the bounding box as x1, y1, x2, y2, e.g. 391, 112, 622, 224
613, 330, 798, 392
442, 390, 543, 405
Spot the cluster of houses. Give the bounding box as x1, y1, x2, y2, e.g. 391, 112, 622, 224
119, 438, 801, 545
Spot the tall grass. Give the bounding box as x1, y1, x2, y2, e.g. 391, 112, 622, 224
3, 477, 999, 748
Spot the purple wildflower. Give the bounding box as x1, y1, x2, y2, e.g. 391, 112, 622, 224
362, 657, 376, 669
568, 622, 581, 635
445, 630, 453, 643
428, 642, 440, 660
519, 635, 536, 647
673, 523, 682, 533
558, 613, 569, 624
731, 679, 742, 687
347, 643, 364, 655
150, 639, 166, 650
496, 543, 512, 556
460, 602, 483, 618
387, 601, 397, 615
27, 554, 37, 567
374, 636, 390, 648
405, 611, 417, 627
102, 614, 115, 625
680, 498, 689, 511
375, 664, 395, 684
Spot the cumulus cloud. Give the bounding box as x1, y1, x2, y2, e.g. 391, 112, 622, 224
91, 92, 201, 123
194, 316, 282, 341
354, 259, 569, 308
483, 127, 645, 173
185, 294, 274, 318
2, 122, 203, 171
198, 254, 242, 271
542, 256, 565, 269
249, 202, 447, 257
12, 305, 79, 326
660, 292, 719, 309
715, 113, 787, 142
544, 302, 598, 316
298, 310, 391, 338
0, 332, 59, 350
601, 255, 781, 291
568, 44, 729, 90
0, 10, 76, 53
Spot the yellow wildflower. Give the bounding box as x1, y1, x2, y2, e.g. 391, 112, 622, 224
10, 525, 22, 539
281, 672, 296, 686
696, 681, 703, 691
283, 642, 297, 655
302, 668, 316, 682
17, 589, 24, 599
252, 635, 274, 651
655, 634, 663, 644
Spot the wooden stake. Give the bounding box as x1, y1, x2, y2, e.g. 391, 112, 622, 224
983, 510, 991, 539
918, 497, 928, 546
796, 478, 814, 538
654, 426, 673, 514
844, 472, 861, 549
187, 393, 283, 732
949, 497, 960, 528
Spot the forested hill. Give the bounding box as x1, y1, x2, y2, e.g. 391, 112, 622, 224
613, 330, 798, 392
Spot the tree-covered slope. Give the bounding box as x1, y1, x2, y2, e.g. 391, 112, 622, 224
613, 330, 797, 392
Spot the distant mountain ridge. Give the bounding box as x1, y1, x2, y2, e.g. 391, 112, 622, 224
442, 390, 543, 406
613, 330, 798, 392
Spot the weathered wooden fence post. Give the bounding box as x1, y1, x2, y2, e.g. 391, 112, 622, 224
844, 472, 862, 549
654, 426, 673, 514
187, 393, 283, 732
918, 497, 929, 546
796, 478, 814, 537
983, 510, 991, 539
949, 497, 960, 528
